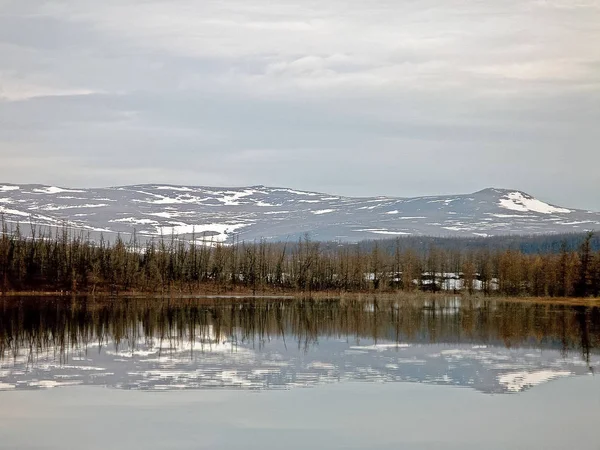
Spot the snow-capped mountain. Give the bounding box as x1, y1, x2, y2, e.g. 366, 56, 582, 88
1, 183, 599, 243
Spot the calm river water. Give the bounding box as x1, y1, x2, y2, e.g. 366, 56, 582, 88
1, 296, 599, 449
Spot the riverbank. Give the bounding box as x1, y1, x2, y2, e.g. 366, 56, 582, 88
2, 289, 600, 306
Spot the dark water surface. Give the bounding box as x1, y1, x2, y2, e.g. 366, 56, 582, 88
1, 296, 599, 449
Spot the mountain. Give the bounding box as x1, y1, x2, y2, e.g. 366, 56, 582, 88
1, 183, 599, 243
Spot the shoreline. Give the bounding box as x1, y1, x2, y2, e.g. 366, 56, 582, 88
2, 290, 600, 306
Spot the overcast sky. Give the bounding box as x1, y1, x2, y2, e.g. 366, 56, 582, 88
1, 0, 599, 209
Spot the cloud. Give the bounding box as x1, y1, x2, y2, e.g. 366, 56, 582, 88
0, 0, 599, 209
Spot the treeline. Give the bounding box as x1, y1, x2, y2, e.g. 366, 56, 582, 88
353, 232, 600, 255
1, 218, 599, 297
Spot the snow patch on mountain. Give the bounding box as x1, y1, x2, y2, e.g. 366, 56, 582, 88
499, 192, 571, 214
154, 186, 194, 192
152, 223, 249, 242
0, 185, 19, 192
0, 206, 29, 217
32, 186, 85, 194
41, 203, 108, 211
356, 228, 410, 235
110, 217, 159, 225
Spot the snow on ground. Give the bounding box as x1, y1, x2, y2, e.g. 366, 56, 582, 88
154, 223, 249, 241
110, 217, 159, 225
497, 370, 572, 393
32, 186, 85, 194
0, 206, 29, 217
146, 195, 186, 205
41, 203, 108, 211
154, 186, 194, 192
255, 201, 280, 207
147, 212, 179, 219
215, 189, 255, 206
312, 209, 336, 215
558, 221, 595, 225
499, 192, 571, 214
443, 226, 474, 232
0, 185, 19, 192
355, 228, 410, 235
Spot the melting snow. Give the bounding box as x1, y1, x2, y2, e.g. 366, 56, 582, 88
110, 217, 158, 225
32, 186, 85, 194
255, 201, 279, 207
272, 188, 319, 196
148, 212, 178, 219
155, 186, 194, 192
219, 190, 255, 205
156, 223, 248, 241
0, 206, 29, 217
499, 192, 571, 214
355, 228, 410, 235
559, 221, 594, 225
42, 203, 108, 211
489, 213, 530, 218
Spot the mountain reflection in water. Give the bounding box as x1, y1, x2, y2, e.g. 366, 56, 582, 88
1, 296, 598, 394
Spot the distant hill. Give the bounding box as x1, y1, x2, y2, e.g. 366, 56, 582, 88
1, 183, 599, 243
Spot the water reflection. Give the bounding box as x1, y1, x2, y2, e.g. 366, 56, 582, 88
1, 296, 598, 394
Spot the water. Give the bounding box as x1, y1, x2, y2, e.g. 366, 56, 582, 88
1, 296, 599, 449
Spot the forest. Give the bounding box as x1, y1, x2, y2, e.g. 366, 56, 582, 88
1, 217, 599, 297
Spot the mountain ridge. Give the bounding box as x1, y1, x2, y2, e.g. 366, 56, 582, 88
1, 183, 598, 243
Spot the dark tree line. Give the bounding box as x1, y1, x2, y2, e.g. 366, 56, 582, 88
1, 217, 599, 297
352, 232, 600, 255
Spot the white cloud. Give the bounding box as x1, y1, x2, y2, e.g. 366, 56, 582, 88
0, 0, 599, 209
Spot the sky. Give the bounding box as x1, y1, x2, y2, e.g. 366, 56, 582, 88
0, 0, 599, 210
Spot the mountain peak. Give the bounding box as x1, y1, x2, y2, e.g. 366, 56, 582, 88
474, 187, 530, 197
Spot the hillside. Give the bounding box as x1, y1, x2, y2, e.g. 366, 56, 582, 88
1, 184, 599, 243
